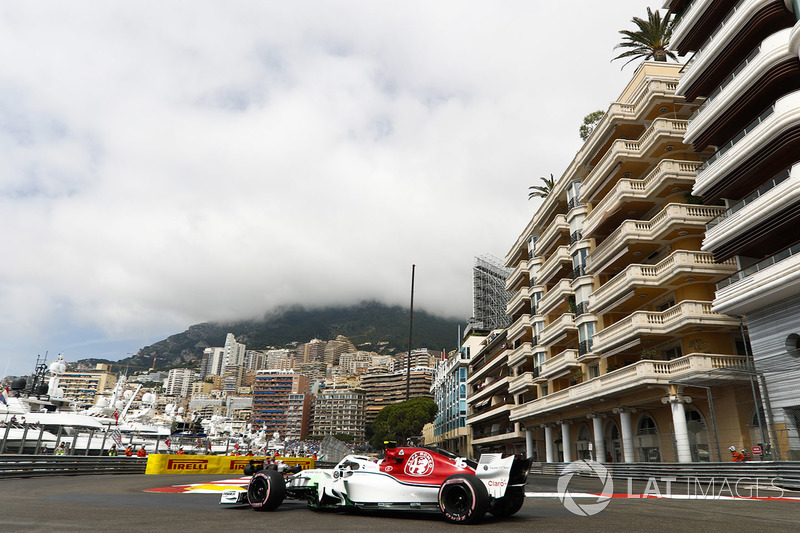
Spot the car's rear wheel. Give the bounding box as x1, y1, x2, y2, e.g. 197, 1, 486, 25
438, 474, 490, 524
247, 469, 286, 511
489, 486, 525, 518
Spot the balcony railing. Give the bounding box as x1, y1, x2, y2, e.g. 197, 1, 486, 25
688, 45, 761, 124
706, 167, 791, 229
697, 105, 774, 174
570, 230, 583, 245
540, 349, 579, 379
717, 242, 800, 290
578, 339, 594, 356
567, 197, 585, 211
592, 300, 738, 353
510, 353, 748, 420
572, 265, 586, 279
575, 301, 589, 317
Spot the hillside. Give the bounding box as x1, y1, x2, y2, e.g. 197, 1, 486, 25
109, 301, 462, 371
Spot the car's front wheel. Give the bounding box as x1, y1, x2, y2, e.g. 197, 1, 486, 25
438, 474, 490, 524
247, 469, 286, 511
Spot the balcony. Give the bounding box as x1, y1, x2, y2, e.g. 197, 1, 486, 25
506, 314, 530, 344
670, 0, 712, 50
506, 286, 530, 316
505, 260, 529, 292
540, 349, 580, 380
714, 242, 800, 315
510, 353, 748, 420
471, 376, 509, 404
586, 204, 726, 275
538, 314, 577, 346
536, 246, 571, 286
471, 429, 524, 446
508, 369, 540, 395
582, 159, 701, 238
467, 401, 514, 425
589, 250, 738, 314
591, 300, 740, 354
536, 214, 569, 257
676, 0, 775, 98
581, 119, 689, 203
693, 91, 800, 200
537, 279, 574, 317
507, 342, 533, 368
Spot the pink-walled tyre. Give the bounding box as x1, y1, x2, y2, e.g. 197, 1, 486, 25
438, 474, 490, 524
247, 469, 286, 511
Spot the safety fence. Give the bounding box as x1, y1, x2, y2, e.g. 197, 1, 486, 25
530, 461, 800, 490
0, 455, 147, 478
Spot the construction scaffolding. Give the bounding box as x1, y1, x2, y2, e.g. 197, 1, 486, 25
470, 254, 512, 331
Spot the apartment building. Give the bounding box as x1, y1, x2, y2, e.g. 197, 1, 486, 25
165, 368, 196, 397
503, 61, 753, 464
57, 364, 117, 409
285, 393, 312, 440
430, 333, 484, 455
466, 330, 522, 458
311, 389, 366, 441
666, 0, 800, 459
359, 367, 433, 426
251, 370, 310, 434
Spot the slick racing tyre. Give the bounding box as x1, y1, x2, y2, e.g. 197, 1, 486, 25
247, 469, 286, 511
438, 474, 490, 524
489, 486, 525, 518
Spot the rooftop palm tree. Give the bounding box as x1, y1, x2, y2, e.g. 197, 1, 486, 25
528, 174, 555, 200
613, 7, 677, 68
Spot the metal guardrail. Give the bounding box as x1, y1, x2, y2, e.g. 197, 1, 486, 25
529, 461, 800, 490
0, 455, 146, 478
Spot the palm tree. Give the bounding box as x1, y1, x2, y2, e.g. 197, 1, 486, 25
528, 174, 555, 200
613, 8, 677, 68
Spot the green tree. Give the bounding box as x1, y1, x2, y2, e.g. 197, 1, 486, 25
528, 173, 555, 201
579, 110, 606, 141
613, 7, 677, 68
368, 397, 437, 449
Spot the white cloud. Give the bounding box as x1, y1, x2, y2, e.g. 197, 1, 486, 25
0, 0, 660, 376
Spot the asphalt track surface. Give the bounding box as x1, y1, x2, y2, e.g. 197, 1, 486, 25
2, 473, 800, 533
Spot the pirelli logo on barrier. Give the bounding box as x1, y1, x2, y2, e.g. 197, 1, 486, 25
166, 459, 210, 471
145, 455, 315, 475
229, 459, 251, 472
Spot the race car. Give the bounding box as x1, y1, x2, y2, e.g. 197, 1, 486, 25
220, 444, 530, 524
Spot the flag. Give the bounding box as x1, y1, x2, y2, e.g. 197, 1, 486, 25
0, 386, 9, 406
113, 410, 119, 424
165, 438, 171, 447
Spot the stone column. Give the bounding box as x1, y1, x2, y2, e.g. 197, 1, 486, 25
591, 415, 605, 462
525, 429, 534, 459
561, 422, 572, 463
618, 409, 635, 463
544, 425, 555, 463
663, 394, 693, 463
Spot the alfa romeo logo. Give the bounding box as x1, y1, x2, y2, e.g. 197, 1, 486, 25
404, 451, 434, 476
557, 460, 613, 516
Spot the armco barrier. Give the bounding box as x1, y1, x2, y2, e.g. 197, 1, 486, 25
145, 455, 315, 475
0, 455, 146, 478
529, 461, 800, 490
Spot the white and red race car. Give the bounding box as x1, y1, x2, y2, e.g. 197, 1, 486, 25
220, 444, 530, 524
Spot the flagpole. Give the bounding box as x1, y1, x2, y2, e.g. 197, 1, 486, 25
406, 264, 415, 401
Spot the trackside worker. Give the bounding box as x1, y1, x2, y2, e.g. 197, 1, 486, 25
125, 446, 134, 457
137, 445, 147, 458
108, 444, 118, 456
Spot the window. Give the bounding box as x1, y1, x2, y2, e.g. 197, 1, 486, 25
637, 415, 658, 435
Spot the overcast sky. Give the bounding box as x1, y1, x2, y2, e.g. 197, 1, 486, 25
0, 0, 667, 377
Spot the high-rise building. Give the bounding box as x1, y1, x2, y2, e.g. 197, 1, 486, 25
297, 339, 327, 363
311, 389, 366, 441
251, 370, 310, 434
285, 394, 313, 441
666, 0, 800, 459
503, 61, 753, 464
359, 367, 433, 426
202, 347, 225, 377
394, 349, 442, 372
429, 334, 484, 455
223, 333, 246, 370
57, 364, 117, 409
165, 368, 196, 397
324, 335, 357, 366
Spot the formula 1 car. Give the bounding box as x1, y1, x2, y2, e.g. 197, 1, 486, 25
220, 444, 530, 524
